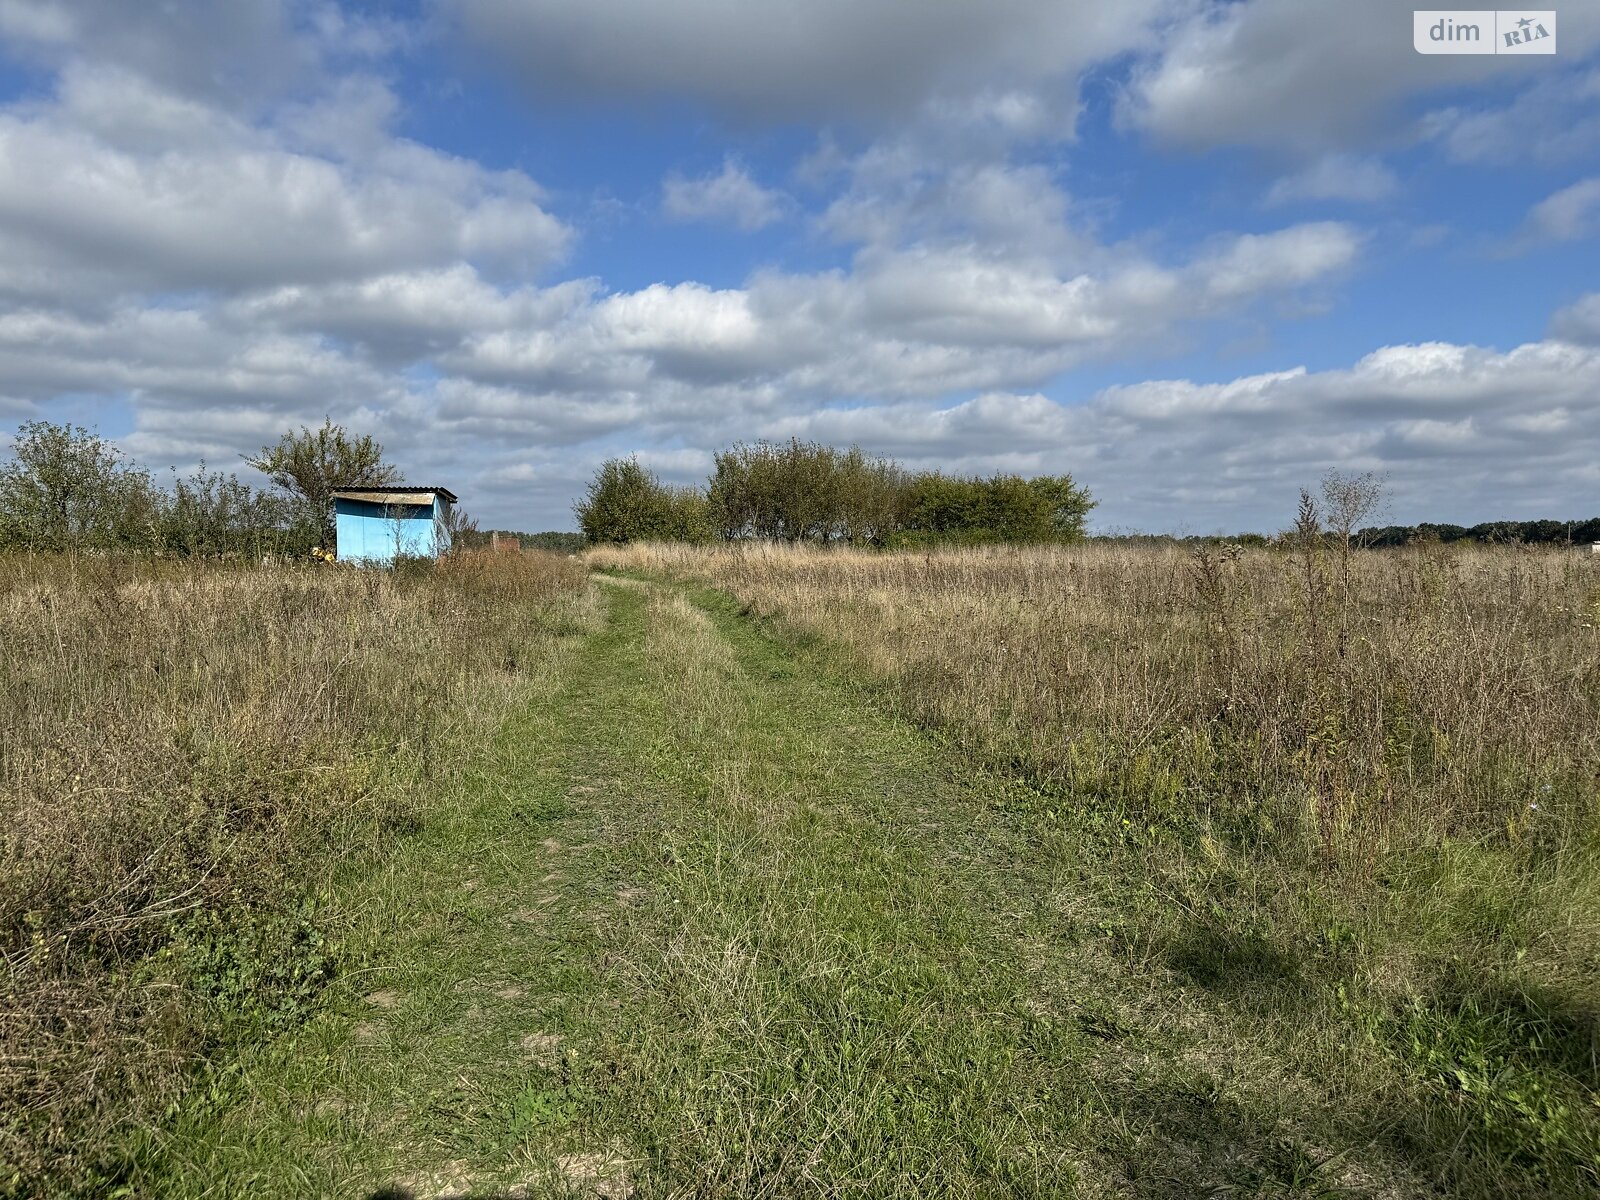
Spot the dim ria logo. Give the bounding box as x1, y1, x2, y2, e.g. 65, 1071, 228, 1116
1414, 10, 1556, 53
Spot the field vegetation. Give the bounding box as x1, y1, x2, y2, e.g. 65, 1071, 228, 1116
0, 550, 592, 1194
0, 418, 455, 560
589, 535, 1600, 1196
575, 439, 1094, 548
7, 413, 1599, 1196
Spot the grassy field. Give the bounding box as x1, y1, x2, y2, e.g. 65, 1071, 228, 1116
5, 543, 1598, 1197
590, 541, 1600, 1197
0, 551, 593, 1195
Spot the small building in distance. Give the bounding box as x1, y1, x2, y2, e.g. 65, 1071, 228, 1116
332, 485, 458, 565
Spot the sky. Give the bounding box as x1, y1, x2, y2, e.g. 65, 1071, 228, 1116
0, 0, 1597, 534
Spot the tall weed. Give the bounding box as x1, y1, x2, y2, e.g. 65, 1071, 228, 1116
591, 540, 1600, 1194
0, 551, 589, 1195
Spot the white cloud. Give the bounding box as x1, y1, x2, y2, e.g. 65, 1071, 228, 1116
438, 221, 1359, 406
0, 0, 313, 108
1266, 155, 1398, 206
226, 268, 599, 363
0, 199, 1364, 527
452, 0, 1181, 126
662, 160, 788, 231
817, 156, 1086, 262
0, 69, 570, 308
2, 0, 1590, 536
1188, 222, 1361, 300
1425, 68, 1600, 165
0, 0, 74, 41
758, 336, 1600, 531
1551, 292, 1600, 344
1525, 178, 1600, 243
1120, 0, 1600, 153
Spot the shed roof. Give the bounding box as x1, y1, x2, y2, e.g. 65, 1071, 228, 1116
332, 484, 458, 505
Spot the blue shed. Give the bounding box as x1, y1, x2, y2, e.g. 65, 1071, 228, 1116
331, 485, 458, 565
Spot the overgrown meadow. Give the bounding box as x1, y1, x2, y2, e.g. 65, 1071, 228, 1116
0, 551, 592, 1195
7, 523, 1599, 1197
590, 539, 1600, 1196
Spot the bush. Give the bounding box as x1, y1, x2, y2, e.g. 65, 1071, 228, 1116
0, 424, 322, 558
158, 465, 314, 558
0, 422, 161, 552
897, 471, 1093, 545
1359, 518, 1600, 547
586, 439, 1095, 547
575, 458, 711, 544
522, 531, 587, 554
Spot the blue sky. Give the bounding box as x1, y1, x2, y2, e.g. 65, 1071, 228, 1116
0, 0, 1598, 533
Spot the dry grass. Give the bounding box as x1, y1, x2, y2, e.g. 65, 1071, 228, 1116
591, 541, 1600, 849
589, 539, 1600, 1194
0, 550, 591, 1195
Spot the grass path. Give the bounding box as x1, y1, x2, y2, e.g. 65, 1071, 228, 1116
147, 576, 1395, 1199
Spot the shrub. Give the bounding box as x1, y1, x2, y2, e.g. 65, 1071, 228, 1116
589, 439, 1094, 547
0, 422, 160, 552
576, 458, 710, 544
0, 552, 590, 1194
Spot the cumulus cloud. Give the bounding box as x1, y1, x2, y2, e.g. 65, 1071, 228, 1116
0, 203, 1364, 527
1188, 222, 1361, 300
0, 1, 1371, 531
817, 155, 1087, 261
0, 0, 312, 107
662, 160, 788, 231
0, 65, 569, 309
226, 269, 600, 364
1077, 337, 1600, 527
2, 0, 1591, 534
451, 0, 1181, 125
758, 336, 1600, 531
1120, 0, 1600, 153
435, 220, 1359, 408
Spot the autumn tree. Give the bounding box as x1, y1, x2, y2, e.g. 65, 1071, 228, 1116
575, 458, 710, 544
244, 418, 396, 544
0, 421, 159, 551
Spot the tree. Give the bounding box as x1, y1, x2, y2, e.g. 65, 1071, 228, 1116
0, 421, 159, 551
835, 448, 905, 545
575, 458, 710, 544
244, 418, 396, 544
594, 441, 1096, 548
709, 440, 828, 541
903, 473, 981, 541
978, 474, 1050, 542
159, 463, 307, 557
899, 471, 1095, 545
1025, 475, 1096, 541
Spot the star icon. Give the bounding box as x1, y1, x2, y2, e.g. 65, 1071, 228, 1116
1517, 16, 1533, 29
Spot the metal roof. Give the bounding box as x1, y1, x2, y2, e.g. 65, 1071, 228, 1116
332, 484, 458, 504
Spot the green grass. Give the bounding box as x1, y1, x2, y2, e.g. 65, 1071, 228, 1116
0, 552, 592, 1195
137, 575, 1598, 1198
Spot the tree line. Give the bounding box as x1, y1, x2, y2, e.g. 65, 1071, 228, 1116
574, 440, 1096, 546
0, 419, 401, 556
1355, 519, 1600, 547
1095, 520, 1600, 549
